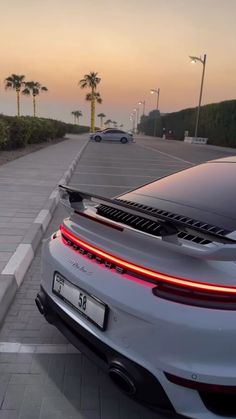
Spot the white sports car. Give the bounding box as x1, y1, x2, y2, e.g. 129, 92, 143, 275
36, 156, 236, 418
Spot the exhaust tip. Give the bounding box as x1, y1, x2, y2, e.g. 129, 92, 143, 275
35, 294, 45, 315
109, 366, 136, 395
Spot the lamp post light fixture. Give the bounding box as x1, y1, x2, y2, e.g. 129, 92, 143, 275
150, 88, 160, 137
189, 54, 207, 138
138, 100, 146, 116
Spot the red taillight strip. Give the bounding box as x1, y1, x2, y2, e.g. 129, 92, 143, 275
60, 224, 236, 295
165, 372, 236, 394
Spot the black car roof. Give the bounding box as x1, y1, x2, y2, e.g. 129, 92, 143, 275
120, 159, 236, 231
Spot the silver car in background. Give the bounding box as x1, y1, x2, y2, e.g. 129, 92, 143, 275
90, 128, 133, 143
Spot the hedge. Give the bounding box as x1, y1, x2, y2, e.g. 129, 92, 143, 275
0, 115, 89, 150
138, 100, 236, 148
4, 117, 31, 149
66, 123, 90, 134
0, 119, 9, 149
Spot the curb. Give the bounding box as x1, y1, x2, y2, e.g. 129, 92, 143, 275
0, 139, 89, 325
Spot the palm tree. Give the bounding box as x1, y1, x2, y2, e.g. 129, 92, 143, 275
71, 111, 77, 124
97, 113, 106, 129
71, 110, 83, 124
4, 74, 26, 116
85, 93, 102, 131
104, 119, 112, 128
85, 92, 102, 104
79, 72, 101, 132
75, 110, 82, 124
22, 81, 48, 117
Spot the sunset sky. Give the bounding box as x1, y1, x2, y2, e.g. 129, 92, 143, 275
1, 0, 236, 128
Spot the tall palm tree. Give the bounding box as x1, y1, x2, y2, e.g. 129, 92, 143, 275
85, 92, 102, 104
97, 113, 106, 129
79, 72, 101, 132
71, 111, 77, 124
22, 81, 48, 117
76, 110, 83, 124
4, 74, 26, 116
71, 110, 83, 124
104, 119, 112, 128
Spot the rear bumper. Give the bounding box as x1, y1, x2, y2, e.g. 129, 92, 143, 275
36, 286, 175, 414
40, 234, 236, 418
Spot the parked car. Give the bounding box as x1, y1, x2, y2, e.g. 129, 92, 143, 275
36, 156, 236, 419
90, 128, 133, 143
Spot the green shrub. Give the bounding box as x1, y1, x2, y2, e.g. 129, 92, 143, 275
47, 119, 67, 138
25, 118, 45, 143
0, 119, 9, 150
66, 124, 90, 134
0, 114, 89, 151
24, 117, 57, 144
7, 117, 31, 149
37, 119, 57, 141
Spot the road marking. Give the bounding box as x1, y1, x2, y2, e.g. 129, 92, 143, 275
0, 342, 80, 354
137, 144, 195, 165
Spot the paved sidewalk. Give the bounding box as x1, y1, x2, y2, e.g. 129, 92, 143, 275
0, 140, 168, 419
0, 134, 89, 323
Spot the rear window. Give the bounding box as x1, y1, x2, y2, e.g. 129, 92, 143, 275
135, 162, 236, 220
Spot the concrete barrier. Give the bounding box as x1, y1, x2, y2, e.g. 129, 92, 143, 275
184, 136, 208, 144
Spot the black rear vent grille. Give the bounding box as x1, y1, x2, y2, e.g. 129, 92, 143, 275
97, 200, 230, 245
97, 205, 163, 237
177, 232, 210, 245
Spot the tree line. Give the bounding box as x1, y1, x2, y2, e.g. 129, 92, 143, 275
4, 71, 119, 132
4, 74, 48, 117
138, 100, 236, 148
70, 110, 121, 130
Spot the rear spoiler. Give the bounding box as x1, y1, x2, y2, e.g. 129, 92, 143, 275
59, 185, 236, 249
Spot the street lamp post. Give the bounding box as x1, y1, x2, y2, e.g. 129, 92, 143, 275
133, 108, 139, 133
129, 113, 135, 133
150, 88, 160, 137
138, 100, 146, 116
136, 107, 139, 132
189, 54, 207, 138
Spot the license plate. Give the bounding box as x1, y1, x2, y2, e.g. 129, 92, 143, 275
53, 272, 107, 330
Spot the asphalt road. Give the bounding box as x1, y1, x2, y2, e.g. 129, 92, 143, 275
70, 136, 235, 197
0, 136, 235, 419
69, 138, 191, 197
135, 136, 236, 165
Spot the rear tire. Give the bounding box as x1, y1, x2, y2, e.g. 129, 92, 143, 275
95, 136, 102, 142
120, 137, 128, 144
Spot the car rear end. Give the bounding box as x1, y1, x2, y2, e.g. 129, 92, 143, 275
36, 159, 236, 418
